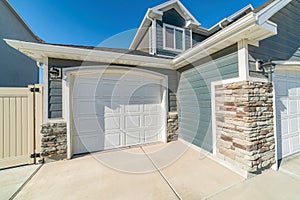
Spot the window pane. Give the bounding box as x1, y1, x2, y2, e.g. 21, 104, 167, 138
175, 29, 183, 50
165, 26, 174, 49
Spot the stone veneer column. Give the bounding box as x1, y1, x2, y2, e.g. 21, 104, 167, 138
41, 122, 67, 161
167, 112, 179, 142
215, 81, 275, 174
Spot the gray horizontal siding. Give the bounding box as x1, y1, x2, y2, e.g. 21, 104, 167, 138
48, 58, 179, 118
192, 33, 206, 47
249, 0, 300, 78
178, 45, 238, 152
48, 80, 62, 118
136, 27, 150, 53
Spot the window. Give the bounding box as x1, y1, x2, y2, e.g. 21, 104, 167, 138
163, 24, 185, 51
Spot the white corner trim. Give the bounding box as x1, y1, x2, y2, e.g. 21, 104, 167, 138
238, 39, 250, 80
63, 65, 169, 158
271, 77, 279, 171
42, 59, 49, 122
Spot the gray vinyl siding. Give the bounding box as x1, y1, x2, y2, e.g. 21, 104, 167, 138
156, 9, 192, 57
178, 45, 238, 152
249, 0, 300, 78
48, 58, 179, 118
136, 27, 150, 53
192, 33, 207, 47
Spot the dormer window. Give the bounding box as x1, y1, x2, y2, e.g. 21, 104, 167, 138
163, 24, 185, 52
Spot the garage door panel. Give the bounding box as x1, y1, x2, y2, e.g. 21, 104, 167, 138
289, 117, 299, 133
145, 115, 161, 128
288, 100, 298, 115
276, 81, 287, 96
144, 130, 160, 142
72, 71, 165, 155
74, 82, 97, 98
75, 117, 103, 134
144, 104, 160, 112
105, 133, 122, 149
291, 135, 300, 152
275, 71, 300, 159
104, 116, 121, 130
125, 104, 142, 113
281, 119, 289, 135
126, 131, 141, 146
74, 135, 104, 153
125, 115, 141, 129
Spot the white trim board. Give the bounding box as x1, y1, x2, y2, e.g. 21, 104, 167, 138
163, 23, 185, 52
4, 39, 173, 70
63, 65, 169, 159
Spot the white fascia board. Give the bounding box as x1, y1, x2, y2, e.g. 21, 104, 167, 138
176, 0, 200, 26
152, 0, 200, 26
129, 9, 151, 50
227, 4, 254, 21
274, 61, 300, 66
172, 13, 258, 69
4, 39, 173, 69
256, 0, 293, 25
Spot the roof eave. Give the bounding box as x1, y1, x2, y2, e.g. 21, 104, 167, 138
4, 39, 173, 70
173, 12, 278, 69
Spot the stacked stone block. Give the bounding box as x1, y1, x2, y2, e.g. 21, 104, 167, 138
41, 122, 67, 160
215, 81, 275, 173
167, 112, 179, 142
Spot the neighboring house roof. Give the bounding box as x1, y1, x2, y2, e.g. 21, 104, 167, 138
2, 0, 43, 42
5, 0, 294, 70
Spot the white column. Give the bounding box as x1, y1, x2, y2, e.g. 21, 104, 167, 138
238, 39, 250, 80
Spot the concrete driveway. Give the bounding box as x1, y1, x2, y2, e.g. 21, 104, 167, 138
10, 141, 300, 200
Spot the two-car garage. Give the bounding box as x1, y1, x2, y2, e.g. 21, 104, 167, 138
68, 68, 168, 155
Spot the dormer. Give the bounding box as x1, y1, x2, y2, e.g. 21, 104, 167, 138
130, 0, 205, 57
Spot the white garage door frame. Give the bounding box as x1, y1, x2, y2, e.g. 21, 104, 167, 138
62, 66, 168, 159
273, 62, 300, 165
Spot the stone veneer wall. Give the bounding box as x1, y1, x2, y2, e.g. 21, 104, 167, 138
167, 112, 179, 142
215, 81, 275, 174
41, 122, 67, 161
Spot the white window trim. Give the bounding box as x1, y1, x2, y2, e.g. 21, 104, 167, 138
163, 23, 185, 52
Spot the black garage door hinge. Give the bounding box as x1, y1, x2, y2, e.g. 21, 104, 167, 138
30, 88, 40, 93
30, 153, 41, 158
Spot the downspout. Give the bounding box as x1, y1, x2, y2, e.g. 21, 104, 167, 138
146, 14, 156, 55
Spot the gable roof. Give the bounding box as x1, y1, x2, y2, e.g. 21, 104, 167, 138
2, 0, 43, 42
129, 0, 254, 50
130, 0, 200, 50
5, 0, 296, 70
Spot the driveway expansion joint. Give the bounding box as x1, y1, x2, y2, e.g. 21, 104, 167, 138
9, 164, 43, 200
140, 146, 182, 200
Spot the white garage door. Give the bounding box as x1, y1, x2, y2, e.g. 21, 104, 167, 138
71, 71, 166, 155
275, 71, 300, 159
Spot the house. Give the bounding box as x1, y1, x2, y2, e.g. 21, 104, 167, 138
5, 0, 300, 178
0, 0, 42, 87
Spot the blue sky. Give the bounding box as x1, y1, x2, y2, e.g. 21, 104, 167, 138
9, 0, 267, 48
